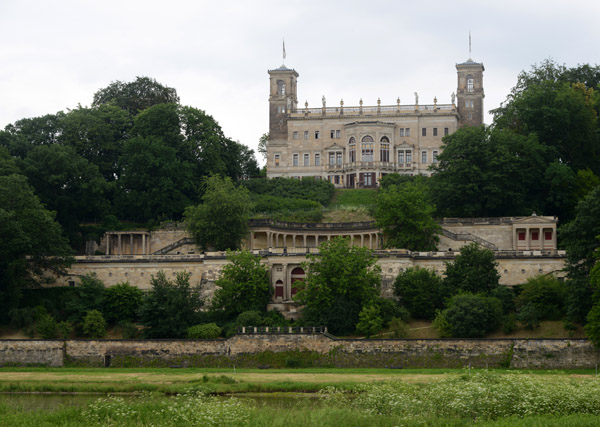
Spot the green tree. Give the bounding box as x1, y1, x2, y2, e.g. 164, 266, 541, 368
393, 267, 448, 320
185, 175, 253, 251
65, 274, 105, 323
443, 243, 500, 295
210, 251, 271, 320
430, 126, 548, 217
138, 271, 203, 338
434, 293, 502, 338
375, 182, 440, 251
92, 76, 180, 116
356, 304, 383, 338
0, 174, 73, 320
187, 323, 222, 339
102, 282, 143, 323
82, 309, 107, 339
516, 275, 568, 320
296, 237, 381, 335
257, 133, 269, 161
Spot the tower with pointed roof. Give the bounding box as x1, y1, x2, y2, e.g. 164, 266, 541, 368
456, 58, 485, 127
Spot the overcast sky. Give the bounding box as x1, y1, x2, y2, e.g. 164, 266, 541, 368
1, 0, 599, 164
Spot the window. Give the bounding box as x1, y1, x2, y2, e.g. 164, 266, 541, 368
277, 106, 285, 113
293, 131, 298, 140
398, 151, 404, 164
349, 142, 356, 162
334, 175, 340, 184
330, 130, 335, 139
277, 80, 286, 95
380, 142, 390, 163
406, 150, 412, 163
468, 113, 473, 120
303, 153, 309, 166
466, 74, 474, 92
444, 127, 449, 136
421, 151, 427, 163
362, 144, 374, 162
68, 280, 75, 287
315, 131, 320, 139
274, 154, 280, 166
336, 152, 342, 165
422, 128, 426, 137
545, 231, 553, 240
329, 153, 335, 165
399, 128, 404, 137
405, 128, 411, 137
432, 150, 438, 164
466, 100, 474, 108
364, 173, 373, 186
293, 154, 298, 166
304, 131, 309, 140
532, 231, 539, 241
315, 153, 320, 166
336, 130, 341, 138
433, 128, 438, 137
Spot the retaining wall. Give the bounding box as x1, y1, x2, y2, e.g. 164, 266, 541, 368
1, 336, 598, 369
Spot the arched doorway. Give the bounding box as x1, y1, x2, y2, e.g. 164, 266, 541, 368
290, 267, 305, 297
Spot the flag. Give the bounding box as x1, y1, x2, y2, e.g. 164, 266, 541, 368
283, 39, 286, 61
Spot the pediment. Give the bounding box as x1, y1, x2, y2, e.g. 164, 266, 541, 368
512, 216, 557, 225
394, 140, 413, 149
323, 143, 345, 151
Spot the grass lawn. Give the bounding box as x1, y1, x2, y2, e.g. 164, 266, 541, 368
330, 189, 378, 207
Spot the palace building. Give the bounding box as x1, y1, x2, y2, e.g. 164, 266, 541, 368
266, 57, 484, 187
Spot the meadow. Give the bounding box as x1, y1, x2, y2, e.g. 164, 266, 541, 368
1, 368, 600, 426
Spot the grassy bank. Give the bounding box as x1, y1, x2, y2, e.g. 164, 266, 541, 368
2, 371, 600, 426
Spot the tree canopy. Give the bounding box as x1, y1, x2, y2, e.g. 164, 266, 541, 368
443, 243, 500, 295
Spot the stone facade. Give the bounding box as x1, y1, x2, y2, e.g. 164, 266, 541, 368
1, 336, 598, 369
266, 58, 484, 186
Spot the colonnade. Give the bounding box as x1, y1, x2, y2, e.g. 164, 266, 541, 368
105, 232, 151, 255
249, 231, 380, 250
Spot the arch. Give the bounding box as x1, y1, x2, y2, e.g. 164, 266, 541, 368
290, 267, 305, 297
348, 136, 356, 145
291, 267, 305, 275
466, 74, 474, 92
361, 135, 374, 143
380, 136, 390, 143
275, 279, 284, 298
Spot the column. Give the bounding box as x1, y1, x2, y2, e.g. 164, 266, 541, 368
142, 234, 146, 255
147, 234, 151, 255
117, 234, 122, 255
303, 235, 307, 247
375, 234, 379, 249
527, 227, 531, 250
360, 234, 364, 247
130, 234, 134, 254
512, 228, 517, 250
106, 234, 111, 255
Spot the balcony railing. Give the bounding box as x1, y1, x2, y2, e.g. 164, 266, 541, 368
323, 161, 416, 173
290, 103, 455, 118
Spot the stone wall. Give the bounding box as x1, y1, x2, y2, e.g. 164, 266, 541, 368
1, 336, 598, 369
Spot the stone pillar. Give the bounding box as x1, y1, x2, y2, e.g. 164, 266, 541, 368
106, 234, 111, 255
130, 234, 134, 254
513, 228, 517, 250
526, 227, 531, 250
148, 234, 151, 255
303, 234, 307, 247
117, 234, 122, 255
360, 234, 364, 247
142, 234, 146, 255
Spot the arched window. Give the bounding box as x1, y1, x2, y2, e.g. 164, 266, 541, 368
380, 136, 390, 143
349, 137, 356, 163
466, 74, 474, 92
361, 135, 374, 143
290, 267, 305, 297
380, 137, 390, 163
275, 280, 284, 299
277, 80, 286, 95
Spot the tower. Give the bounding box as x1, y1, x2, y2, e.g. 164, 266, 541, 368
456, 59, 484, 127
268, 66, 298, 141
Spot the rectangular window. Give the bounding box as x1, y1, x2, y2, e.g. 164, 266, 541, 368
432, 150, 438, 164
293, 131, 298, 140
405, 128, 411, 137
274, 154, 280, 167
399, 128, 404, 137
444, 127, 449, 136
349, 147, 356, 163
421, 151, 427, 164
422, 128, 426, 137
518, 232, 526, 241
304, 131, 309, 140
406, 151, 412, 163
380, 144, 390, 163
303, 153, 309, 166
532, 231, 539, 241
277, 106, 286, 113
545, 231, 553, 240
433, 128, 438, 137
336, 130, 341, 138
292, 154, 298, 166
398, 151, 404, 164
364, 173, 373, 186
336, 152, 342, 165
334, 175, 340, 184
315, 153, 320, 166
315, 131, 320, 139
330, 130, 335, 139
362, 144, 374, 162
329, 153, 335, 165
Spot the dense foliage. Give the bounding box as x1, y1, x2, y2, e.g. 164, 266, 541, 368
296, 237, 381, 334
443, 243, 500, 294
393, 267, 448, 320
434, 293, 503, 338
241, 177, 334, 207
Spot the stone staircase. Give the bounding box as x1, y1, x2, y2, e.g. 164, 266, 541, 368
153, 237, 195, 255
441, 228, 497, 250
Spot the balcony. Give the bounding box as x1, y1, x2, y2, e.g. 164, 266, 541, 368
289, 103, 456, 119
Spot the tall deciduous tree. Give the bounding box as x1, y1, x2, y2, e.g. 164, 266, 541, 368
296, 237, 381, 334
375, 182, 440, 251
184, 175, 253, 251
210, 251, 271, 320
443, 243, 500, 295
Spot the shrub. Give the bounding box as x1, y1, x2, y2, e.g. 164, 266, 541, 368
435, 294, 503, 338
82, 309, 107, 339
585, 303, 600, 347
443, 243, 500, 294
262, 309, 288, 327
56, 321, 73, 339
502, 313, 517, 334
241, 177, 334, 206
490, 286, 516, 314
118, 321, 140, 339
65, 274, 105, 323
517, 302, 541, 330
103, 282, 143, 323
9, 307, 34, 328
389, 317, 408, 338
187, 323, 222, 339
517, 275, 568, 320
356, 304, 383, 338
394, 267, 448, 320
235, 310, 263, 327
36, 314, 57, 339
373, 297, 410, 326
